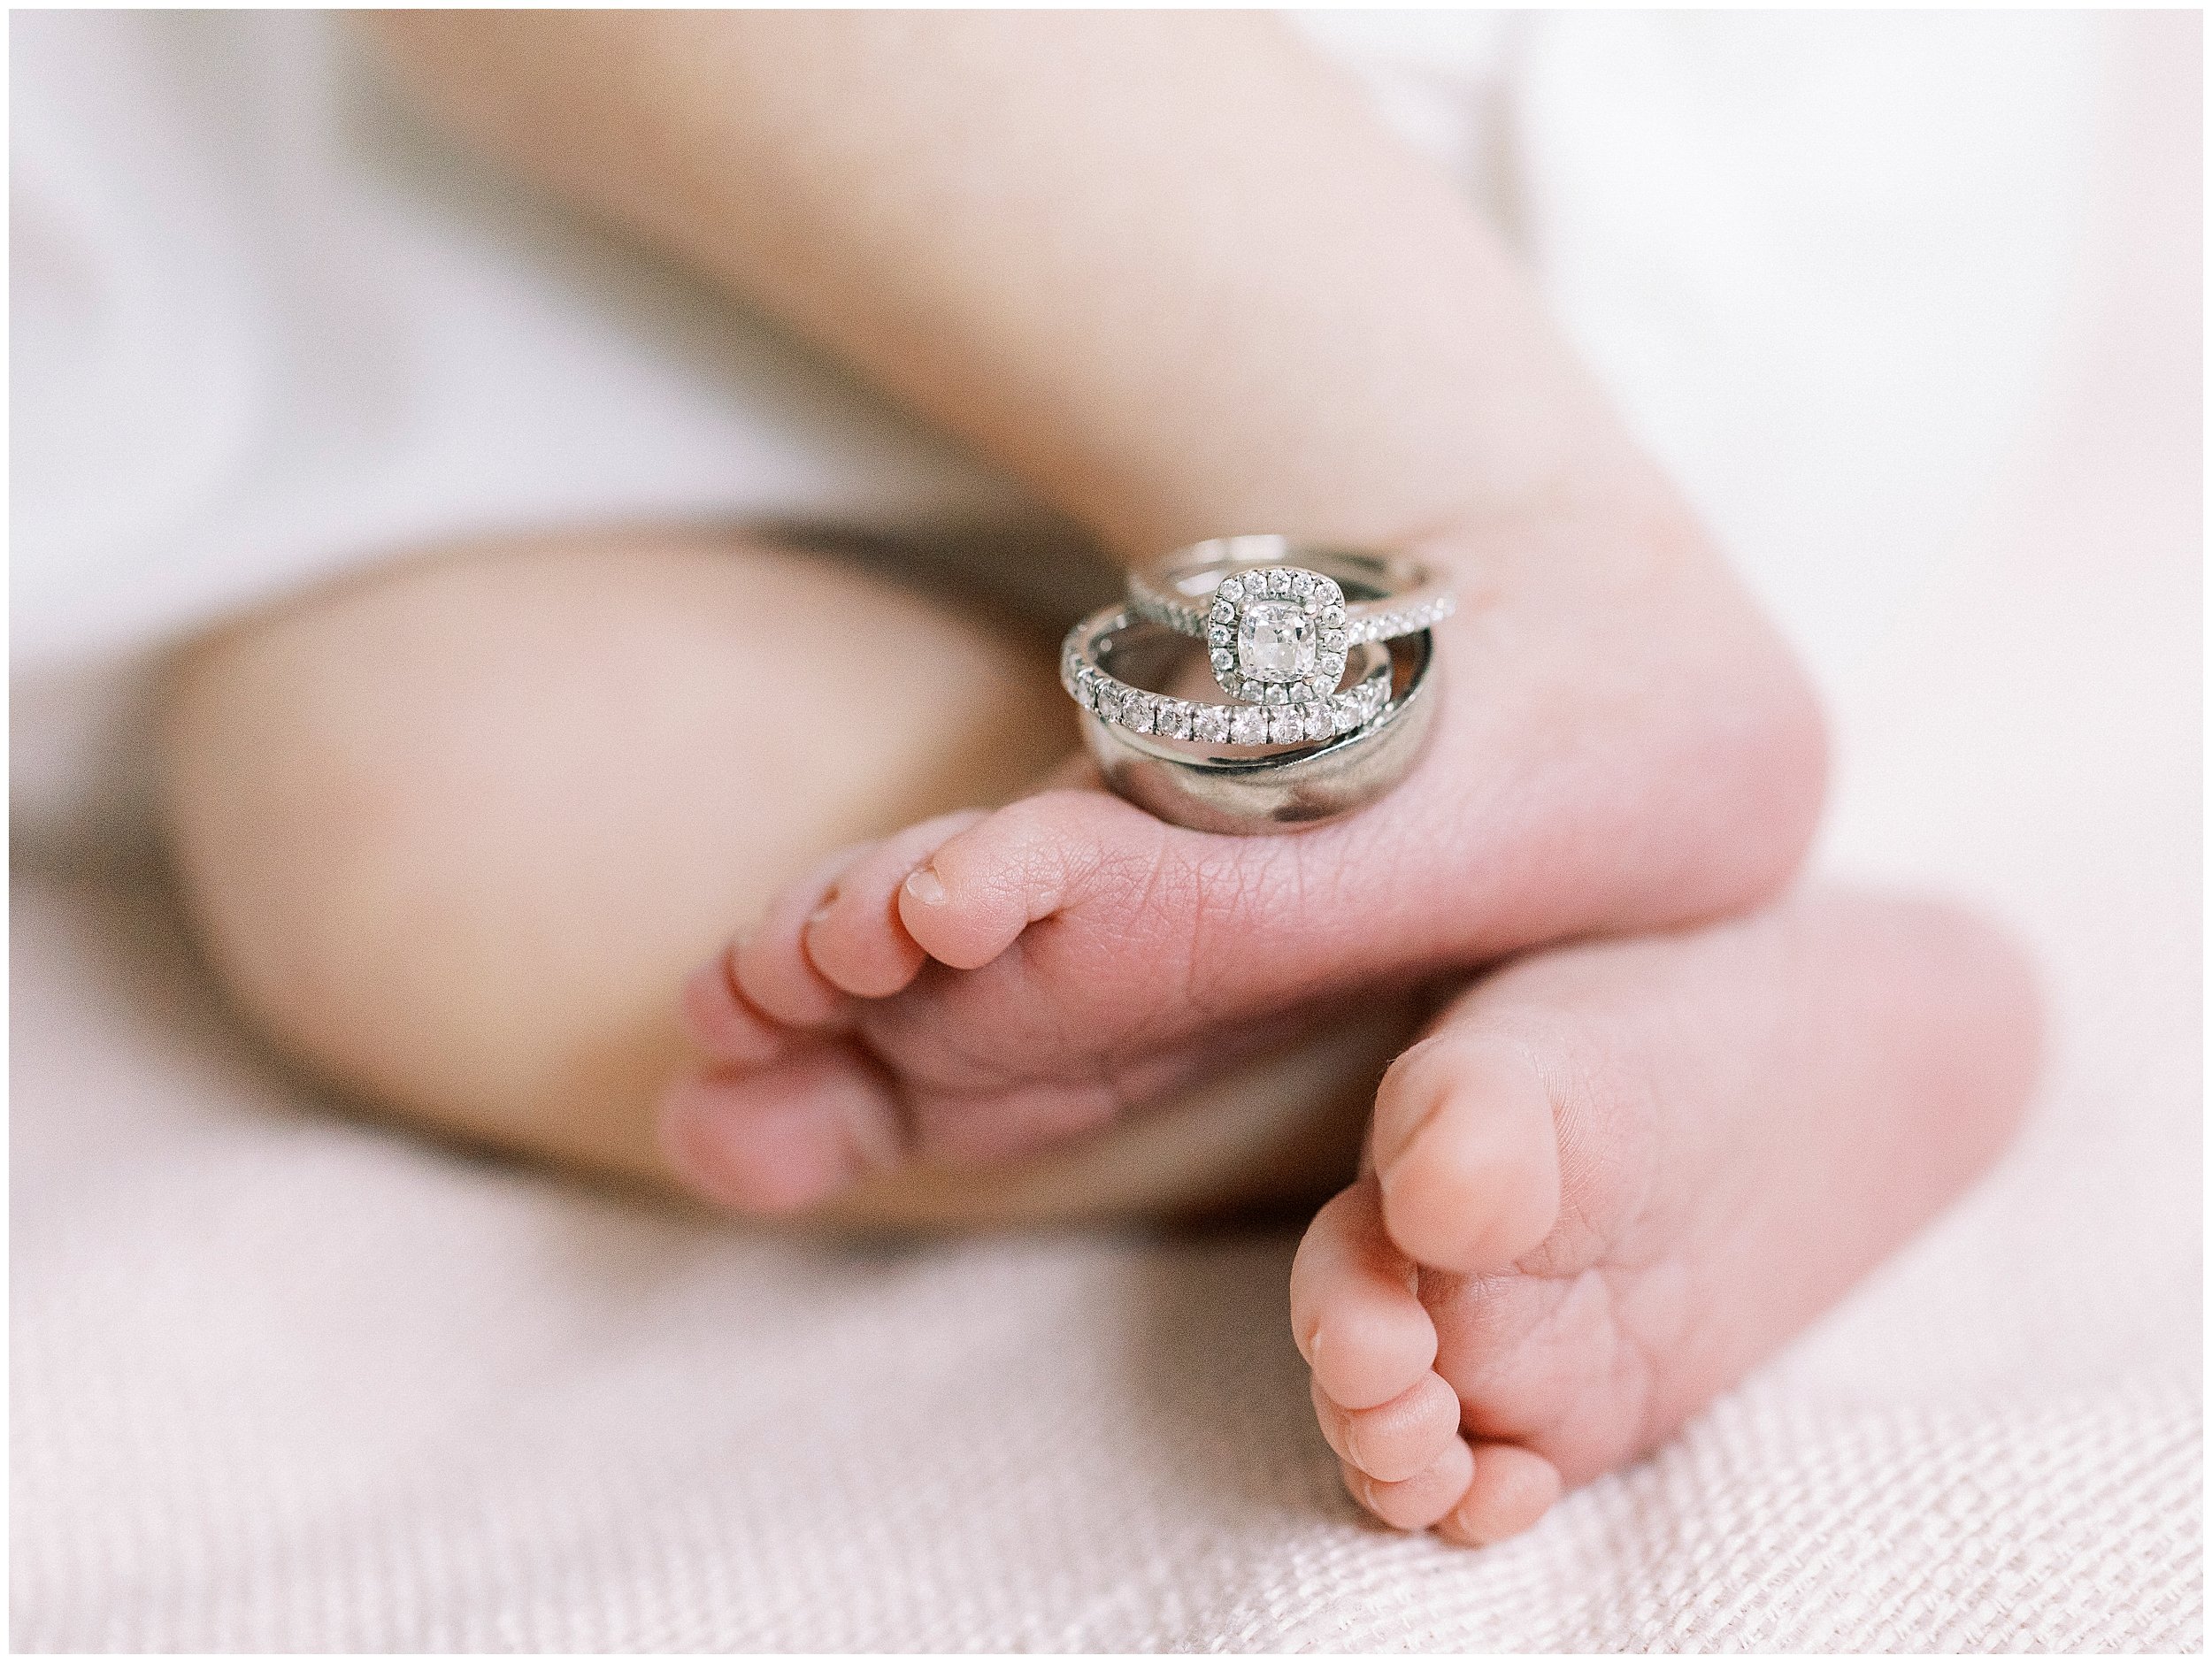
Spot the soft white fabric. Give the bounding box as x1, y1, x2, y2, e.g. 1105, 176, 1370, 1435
10, 11, 2200, 1652
1302, 11, 2097, 681
10, 11, 1038, 849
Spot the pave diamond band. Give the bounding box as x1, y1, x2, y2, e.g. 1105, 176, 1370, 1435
1057, 536, 1451, 832
1127, 535, 1455, 678
1064, 604, 1443, 835
1060, 608, 1392, 749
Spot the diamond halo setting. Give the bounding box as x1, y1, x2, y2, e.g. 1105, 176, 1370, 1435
1206, 566, 1348, 704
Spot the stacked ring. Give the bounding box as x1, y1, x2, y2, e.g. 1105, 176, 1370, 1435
1056, 534, 1454, 834
1125, 533, 1455, 706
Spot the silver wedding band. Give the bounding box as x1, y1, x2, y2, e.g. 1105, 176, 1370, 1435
1057, 535, 1455, 834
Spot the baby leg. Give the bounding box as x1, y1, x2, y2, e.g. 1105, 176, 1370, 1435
160, 525, 1389, 1220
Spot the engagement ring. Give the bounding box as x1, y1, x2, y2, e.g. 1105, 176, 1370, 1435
1058, 602, 1440, 834
1125, 534, 1455, 707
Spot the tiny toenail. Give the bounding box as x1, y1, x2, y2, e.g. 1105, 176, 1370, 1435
1375, 1083, 1454, 1183
808, 887, 841, 925
1304, 1324, 1325, 1368
904, 866, 949, 907
1342, 1423, 1372, 1472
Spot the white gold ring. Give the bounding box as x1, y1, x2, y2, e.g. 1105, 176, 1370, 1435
1060, 607, 1393, 748
1125, 534, 1455, 708
1058, 605, 1441, 834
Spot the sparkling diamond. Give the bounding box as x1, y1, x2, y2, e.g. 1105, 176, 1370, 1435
1231, 708, 1267, 745
1210, 648, 1235, 674
1322, 603, 1345, 625
1302, 705, 1333, 741
1218, 577, 1244, 602
1264, 684, 1286, 705
1291, 571, 1314, 598
1125, 695, 1155, 734
1308, 675, 1334, 700
1323, 628, 1348, 651
1269, 708, 1303, 744
1207, 625, 1230, 647
1159, 701, 1191, 739
1194, 704, 1231, 743
1237, 601, 1318, 683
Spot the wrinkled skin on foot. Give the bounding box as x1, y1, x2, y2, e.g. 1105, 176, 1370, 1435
662, 495, 1829, 1214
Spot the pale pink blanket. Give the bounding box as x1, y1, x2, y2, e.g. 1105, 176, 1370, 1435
11, 16, 2199, 1652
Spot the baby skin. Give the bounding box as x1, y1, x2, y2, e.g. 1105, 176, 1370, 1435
664, 608, 2032, 1544
664, 494, 1823, 1209
158, 13, 2043, 1550
1292, 890, 2036, 1543
666, 497, 1825, 1207
165, 525, 2038, 1549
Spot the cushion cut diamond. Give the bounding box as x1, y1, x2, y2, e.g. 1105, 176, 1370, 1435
1237, 601, 1317, 683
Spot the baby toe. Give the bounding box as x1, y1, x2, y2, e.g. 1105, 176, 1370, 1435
679, 949, 790, 1068
1341, 1437, 1476, 1532
895, 787, 1173, 972
803, 810, 988, 997
1432, 1442, 1563, 1547
1289, 1181, 1438, 1411
731, 845, 873, 1027
1371, 1026, 1561, 1275
1310, 1369, 1463, 1483
657, 1046, 904, 1215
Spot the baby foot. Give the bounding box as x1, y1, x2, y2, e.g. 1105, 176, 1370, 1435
664, 494, 1829, 1211
1290, 887, 2040, 1544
